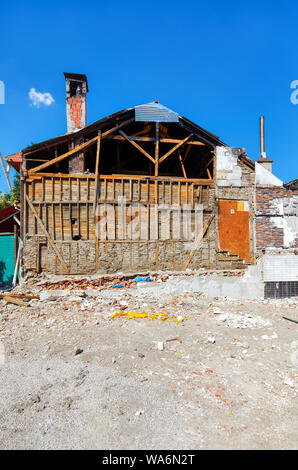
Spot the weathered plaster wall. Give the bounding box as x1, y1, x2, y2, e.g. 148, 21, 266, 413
216, 147, 243, 186
255, 162, 283, 187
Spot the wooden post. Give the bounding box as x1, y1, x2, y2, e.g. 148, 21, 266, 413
116, 142, 120, 172
12, 238, 22, 287
155, 123, 159, 268
93, 131, 101, 217
155, 122, 159, 177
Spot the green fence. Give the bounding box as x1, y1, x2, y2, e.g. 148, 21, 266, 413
0, 235, 15, 286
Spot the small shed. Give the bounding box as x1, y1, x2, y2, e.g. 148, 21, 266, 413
0, 206, 20, 286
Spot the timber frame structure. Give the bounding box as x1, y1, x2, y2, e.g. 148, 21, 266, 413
15, 98, 258, 276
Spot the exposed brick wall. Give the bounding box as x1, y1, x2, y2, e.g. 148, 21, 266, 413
256, 187, 290, 215
256, 187, 298, 249
256, 216, 284, 248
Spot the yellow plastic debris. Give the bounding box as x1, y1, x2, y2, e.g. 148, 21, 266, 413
111, 311, 185, 323
111, 312, 128, 319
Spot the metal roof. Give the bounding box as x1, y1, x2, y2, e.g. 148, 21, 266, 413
21, 103, 227, 154
135, 102, 179, 122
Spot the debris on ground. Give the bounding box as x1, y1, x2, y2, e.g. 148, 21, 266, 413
0, 272, 297, 450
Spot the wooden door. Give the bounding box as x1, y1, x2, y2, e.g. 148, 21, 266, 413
218, 200, 250, 263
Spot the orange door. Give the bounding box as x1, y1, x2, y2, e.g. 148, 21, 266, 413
218, 200, 250, 263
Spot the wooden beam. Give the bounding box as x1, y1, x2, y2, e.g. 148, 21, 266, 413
25, 171, 215, 185
159, 123, 169, 137
183, 214, 214, 270
119, 130, 155, 164
106, 135, 205, 146
130, 124, 152, 137
178, 151, 187, 178
0, 293, 39, 300
165, 138, 204, 146
201, 156, 214, 174
4, 295, 28, 307
93, 131, 101, 217
0, 210, 20, 226
25, 195, 70, 273
28, 119, 134, 174
183, 145, 192, 163
26, 158, 50, 162
23, 138, 70, 157
159, 134, 194, 165
29, 135, 99, 174
206, 168, 212, 180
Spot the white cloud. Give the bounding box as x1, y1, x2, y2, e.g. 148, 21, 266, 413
29, 88, 55, 108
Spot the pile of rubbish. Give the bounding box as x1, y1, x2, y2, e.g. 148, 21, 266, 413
40, 274, 160, 291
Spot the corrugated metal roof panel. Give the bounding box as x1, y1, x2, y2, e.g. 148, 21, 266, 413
135, 102, 179, 122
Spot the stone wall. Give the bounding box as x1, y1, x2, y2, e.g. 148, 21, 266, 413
23, 237, 219, 275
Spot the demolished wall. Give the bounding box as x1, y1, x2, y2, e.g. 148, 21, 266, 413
215, 147, 256, 265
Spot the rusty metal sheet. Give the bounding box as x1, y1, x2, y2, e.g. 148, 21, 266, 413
218, 200, 250, 263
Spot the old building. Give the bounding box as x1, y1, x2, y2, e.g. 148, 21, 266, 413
5, 73, 298, 282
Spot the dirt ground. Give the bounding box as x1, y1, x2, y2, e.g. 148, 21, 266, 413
0, 272, 297, 450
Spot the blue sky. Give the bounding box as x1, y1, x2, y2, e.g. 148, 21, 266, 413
0, 0, 298, 191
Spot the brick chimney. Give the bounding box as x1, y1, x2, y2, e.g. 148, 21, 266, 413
63, 73, 88, 173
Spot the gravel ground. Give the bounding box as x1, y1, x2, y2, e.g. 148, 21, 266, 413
0, 273, 297, 449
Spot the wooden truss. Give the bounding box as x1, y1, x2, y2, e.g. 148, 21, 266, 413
28, 120, 210, 181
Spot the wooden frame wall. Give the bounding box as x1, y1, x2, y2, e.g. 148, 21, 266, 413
22, 119, 217, 274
